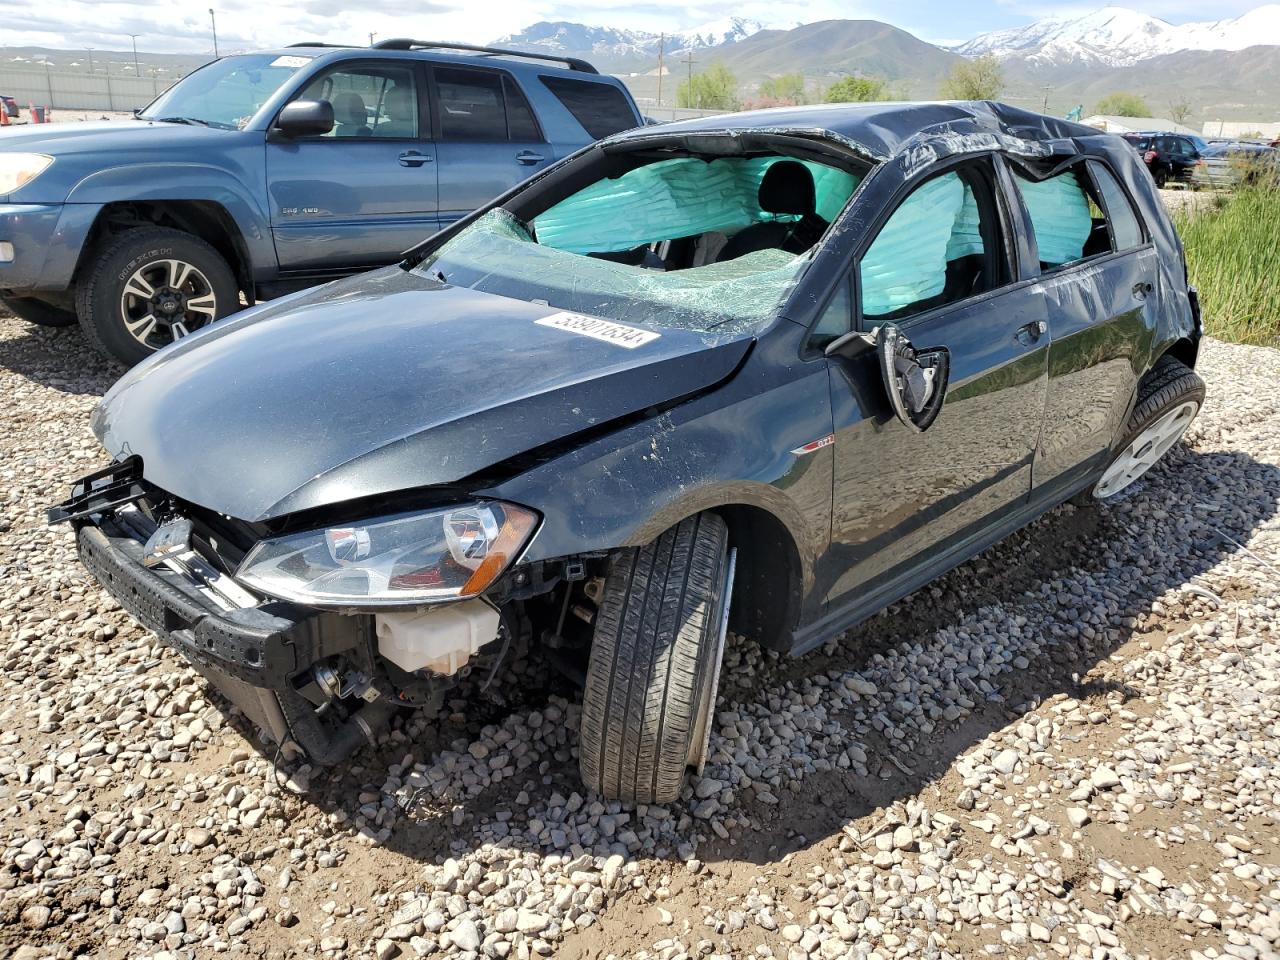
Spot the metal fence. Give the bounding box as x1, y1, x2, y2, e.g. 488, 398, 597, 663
0, 67, 176, 113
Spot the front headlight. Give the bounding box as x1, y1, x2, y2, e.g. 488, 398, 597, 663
236, 502, 539, 606
0, 154, 54, 194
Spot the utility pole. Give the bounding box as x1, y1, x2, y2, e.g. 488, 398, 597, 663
369, 32, 376, 46
209, 8, 219, 58
683, 50, 696, 108
87, 48, 95, 74
129, 34, 140, 76
1041, 84, 1052, 114
656, 33, 665, 107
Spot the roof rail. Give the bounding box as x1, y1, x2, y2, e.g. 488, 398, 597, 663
370, 39, 598, 74
287, 42, 354, 48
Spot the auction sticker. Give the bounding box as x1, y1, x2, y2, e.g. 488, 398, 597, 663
534, 311, 660, 349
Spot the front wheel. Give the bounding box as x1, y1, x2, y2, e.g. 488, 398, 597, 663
579, 513, 733, 804
1093, 355, 1205, 499
75, 226, 239, 366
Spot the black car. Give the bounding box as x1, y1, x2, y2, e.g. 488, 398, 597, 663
1122, 131, 1211, 187
51, 101, 1204, 805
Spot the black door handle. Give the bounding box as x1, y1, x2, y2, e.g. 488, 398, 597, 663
1014, 319, 1047, 346
515, 151, 545, 165
1133, 281, 1154, 300
398, 150, 432, 167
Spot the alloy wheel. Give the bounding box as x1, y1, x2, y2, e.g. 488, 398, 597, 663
1094, 400, 1199, 499
119, 258, 218, 350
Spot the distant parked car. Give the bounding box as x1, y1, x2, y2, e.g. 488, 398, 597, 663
1191, 141, 1280, 189
1122, 132, 1211, 187
0, 41, 642, 365
0, 96, 19, 120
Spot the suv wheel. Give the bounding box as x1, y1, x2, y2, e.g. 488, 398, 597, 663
1092, 355, 1205, 499
1, 295, 77, 328
579, 513, 734, 804
76, 226, 239, 366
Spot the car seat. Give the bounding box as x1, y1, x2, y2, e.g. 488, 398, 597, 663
376, 85, 416, 138
715, 161, 830, 262
332, 92, 371, 137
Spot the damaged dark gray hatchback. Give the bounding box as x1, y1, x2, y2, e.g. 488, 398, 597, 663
50, 101, 1205, 804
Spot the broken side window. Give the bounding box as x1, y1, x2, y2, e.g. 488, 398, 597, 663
1010, 167, 1094, 270
1086, 161, 1145, 251
858, 168, 995, 322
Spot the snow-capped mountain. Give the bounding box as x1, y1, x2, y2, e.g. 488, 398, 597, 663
492, 17, 763, 65
955, 4, 1280, 67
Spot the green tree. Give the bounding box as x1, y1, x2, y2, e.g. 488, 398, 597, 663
759, 72, 807, 105
823, 75, 889, 103
1095, 92, 1152, 117
1167, 96, 1193, 126
941, 54, 1004, 101
677, 62, 739, 110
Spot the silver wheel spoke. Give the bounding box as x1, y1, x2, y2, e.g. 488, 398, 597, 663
171, 320, 190, 339
123, 274, 155, 299
167, 259, 194, 291
1095, 401, 1198, 499
126, 313, 157, 343
186, 293, 217, 319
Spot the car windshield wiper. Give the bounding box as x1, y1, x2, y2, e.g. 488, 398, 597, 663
149, 116, 210, 126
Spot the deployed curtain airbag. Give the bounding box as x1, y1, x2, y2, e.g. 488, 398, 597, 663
1016, 169, 1093, 267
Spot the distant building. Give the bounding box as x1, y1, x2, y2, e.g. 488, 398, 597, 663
1200, 120, 1280, 140
1082, 115, 1199, 135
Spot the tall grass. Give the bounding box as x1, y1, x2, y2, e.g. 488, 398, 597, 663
1171, 183, 1280, 346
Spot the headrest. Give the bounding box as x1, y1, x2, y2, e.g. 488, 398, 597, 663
332, 92, 367, 126
759, 160, 816, 217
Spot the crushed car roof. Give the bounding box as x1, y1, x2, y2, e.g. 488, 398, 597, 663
620, 100, 1108, 163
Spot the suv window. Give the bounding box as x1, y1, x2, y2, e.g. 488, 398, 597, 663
1087, 161, 1144, 250
297, 64, 419, 139
858, 166, 1002, 324
1010, 167, 1096, 270
540, 75, 637, 139
434, 67, 542, 142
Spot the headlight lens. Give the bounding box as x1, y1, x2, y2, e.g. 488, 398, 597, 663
236, 502, 539, 606
0, 153, 54, 194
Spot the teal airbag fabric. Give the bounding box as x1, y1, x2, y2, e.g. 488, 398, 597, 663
1017, 170, 1093, 266
534, 157, 858, 254
860, 172, 966, 316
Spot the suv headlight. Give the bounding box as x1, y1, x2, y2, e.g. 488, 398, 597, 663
0, 154, 54, 194
236, 502, 539, 606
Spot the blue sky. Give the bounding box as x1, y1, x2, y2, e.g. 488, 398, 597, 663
0, 0, 1267, 54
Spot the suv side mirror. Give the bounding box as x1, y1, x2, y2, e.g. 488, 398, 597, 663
275, 100, 334, 138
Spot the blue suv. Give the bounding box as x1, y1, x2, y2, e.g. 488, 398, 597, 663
0, 40, 641, 365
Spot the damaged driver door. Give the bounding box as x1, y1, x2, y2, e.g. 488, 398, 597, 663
816, 159, 1051, 619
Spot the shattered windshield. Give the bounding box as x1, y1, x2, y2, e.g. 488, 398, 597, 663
415, 153, 860, 332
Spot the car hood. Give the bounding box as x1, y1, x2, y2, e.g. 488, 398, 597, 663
93, 268, 752, 522
0, 119, 231, 152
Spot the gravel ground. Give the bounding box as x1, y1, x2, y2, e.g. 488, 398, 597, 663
1, 314, 1278, 960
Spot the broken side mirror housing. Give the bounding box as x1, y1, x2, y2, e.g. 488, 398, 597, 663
275, 99, 335, 138
875, 323, 949, 433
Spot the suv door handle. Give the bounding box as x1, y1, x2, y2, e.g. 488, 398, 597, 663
1014, 319, 1047, 346
1132, 281, 1154, 300
398, 150, 432, 167
515, 151, 545, 165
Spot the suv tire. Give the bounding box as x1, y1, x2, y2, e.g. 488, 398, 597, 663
76, 227, 239, 367
1091, 354, 1205, 500
579, 512, 732, 804
1, 295, 77, 328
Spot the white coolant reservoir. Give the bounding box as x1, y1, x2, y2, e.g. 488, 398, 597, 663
374, 601, 500, 676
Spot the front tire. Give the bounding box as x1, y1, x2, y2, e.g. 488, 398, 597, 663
579, 513, 732, 804
1093, 354, 1205, 499
75, 226, 239, 367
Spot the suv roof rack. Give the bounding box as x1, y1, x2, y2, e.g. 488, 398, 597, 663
287, 42, 354, 48
370, 39, 598, 74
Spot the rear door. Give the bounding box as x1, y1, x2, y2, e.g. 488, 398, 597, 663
430, 65, 552, 228
265, 60, 438, 272
1009, 158, 1156, 496
821, 158, 1050, 608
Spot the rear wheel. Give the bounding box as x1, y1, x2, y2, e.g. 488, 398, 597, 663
579, 513, 733, 804
75, 226, 238, 366
1093, 354, 1205, 499
2, 295, 77, 328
